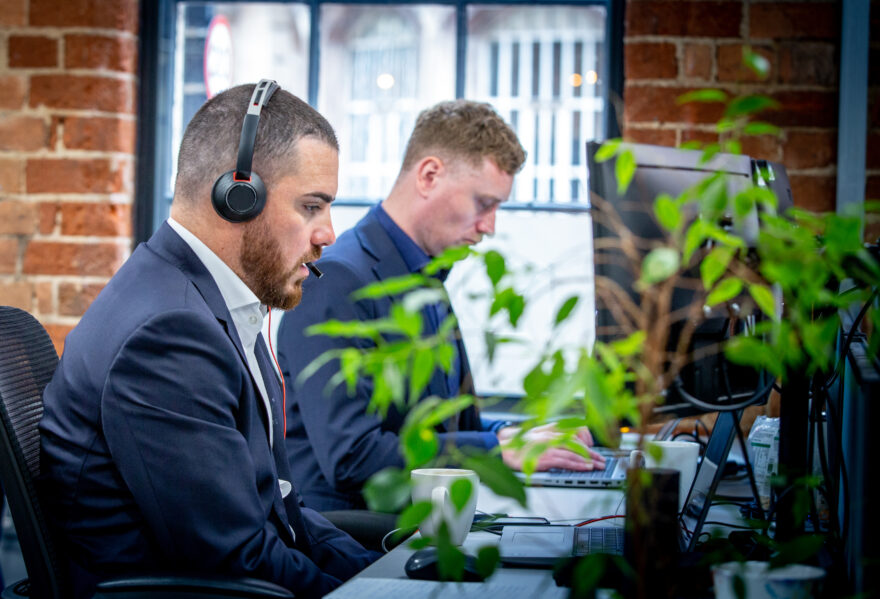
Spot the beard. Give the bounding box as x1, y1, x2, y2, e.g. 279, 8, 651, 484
239, 217, 320, 310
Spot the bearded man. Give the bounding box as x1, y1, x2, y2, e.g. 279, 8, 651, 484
39, 81, 377, 599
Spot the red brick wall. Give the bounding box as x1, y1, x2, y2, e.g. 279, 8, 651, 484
0, 0, 138, 354
622, 0, 843, 214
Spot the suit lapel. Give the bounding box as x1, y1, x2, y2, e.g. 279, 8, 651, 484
148, 224, 305, 550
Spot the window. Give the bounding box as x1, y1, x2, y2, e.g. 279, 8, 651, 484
137, 0, 623, 396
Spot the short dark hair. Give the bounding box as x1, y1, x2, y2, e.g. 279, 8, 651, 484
174, 83, 338, 204
400, 100, 525, 176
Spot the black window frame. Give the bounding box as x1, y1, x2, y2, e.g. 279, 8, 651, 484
135, 0, 625, 244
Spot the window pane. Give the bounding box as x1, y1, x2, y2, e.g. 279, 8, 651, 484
465, 5, 607, 205
318, 4, 456, 202
168, 2, 310, 209
458, 5, 606, 395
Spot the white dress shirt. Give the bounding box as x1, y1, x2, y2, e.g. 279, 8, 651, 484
167, 217, 277, 447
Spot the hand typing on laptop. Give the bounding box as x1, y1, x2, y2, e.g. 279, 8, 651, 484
496, 423, 607, 472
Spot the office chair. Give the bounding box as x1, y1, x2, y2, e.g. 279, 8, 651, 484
0, 306, 293, 599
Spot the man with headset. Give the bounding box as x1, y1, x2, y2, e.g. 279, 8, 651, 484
39, 81, 376, 598
275, 100, 606, 526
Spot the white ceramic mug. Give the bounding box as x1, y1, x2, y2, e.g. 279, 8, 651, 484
411, 468, 480, 545
645, 440, 700, 511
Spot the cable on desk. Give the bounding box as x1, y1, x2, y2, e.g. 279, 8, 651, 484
575, 515, 625, 527
381, 527, 414, 553
702, 520, 763, 531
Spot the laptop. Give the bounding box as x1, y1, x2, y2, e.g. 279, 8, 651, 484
499, 410, 744, 566
516, 448, 630, 489
498, 525, 625, 566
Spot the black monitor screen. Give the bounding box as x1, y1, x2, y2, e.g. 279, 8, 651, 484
585, 141, 782, 415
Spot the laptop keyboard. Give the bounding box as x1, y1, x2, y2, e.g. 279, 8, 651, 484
574, 526, 625, 556
547, 457, 618, 479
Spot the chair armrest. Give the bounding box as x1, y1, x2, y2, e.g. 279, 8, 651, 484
94, 575, 294, 598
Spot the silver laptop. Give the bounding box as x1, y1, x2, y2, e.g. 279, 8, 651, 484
516, 448, 630, 489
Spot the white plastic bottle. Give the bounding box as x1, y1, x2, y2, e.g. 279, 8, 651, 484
747, 416, 780, 510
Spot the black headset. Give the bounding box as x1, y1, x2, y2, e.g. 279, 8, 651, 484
212, 79, 280, 223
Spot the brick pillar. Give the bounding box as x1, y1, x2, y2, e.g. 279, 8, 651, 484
0, 0, 139, 354
622, 0, 842, 214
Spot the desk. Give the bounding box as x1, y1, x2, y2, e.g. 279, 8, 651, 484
326, 485, 625, 598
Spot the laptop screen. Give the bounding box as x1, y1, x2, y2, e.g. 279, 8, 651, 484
678, 410, 741, 551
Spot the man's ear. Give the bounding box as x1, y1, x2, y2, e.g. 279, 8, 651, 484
414, 156, 444, 197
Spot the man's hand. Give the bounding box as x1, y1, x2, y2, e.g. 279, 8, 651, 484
497, 423, 607, 472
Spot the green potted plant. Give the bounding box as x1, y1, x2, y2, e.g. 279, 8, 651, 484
301, 47, 879, 595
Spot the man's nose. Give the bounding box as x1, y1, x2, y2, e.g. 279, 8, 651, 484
312, 214, 336, 247
476, 207, 497, 236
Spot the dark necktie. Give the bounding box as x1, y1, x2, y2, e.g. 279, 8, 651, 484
255, 332, 312, 556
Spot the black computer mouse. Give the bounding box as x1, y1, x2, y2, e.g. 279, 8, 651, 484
404, 547, 485, 582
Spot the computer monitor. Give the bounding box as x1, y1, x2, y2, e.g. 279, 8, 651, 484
585, 141, 788, 417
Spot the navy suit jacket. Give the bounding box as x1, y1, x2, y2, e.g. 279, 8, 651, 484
277, 207, 498, 511
39, 223, 376, 599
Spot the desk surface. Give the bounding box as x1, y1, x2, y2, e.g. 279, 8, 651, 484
327, 485, 625, 599
328, 479, 751, 598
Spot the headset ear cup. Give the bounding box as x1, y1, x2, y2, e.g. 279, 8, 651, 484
212, 171, 267, 222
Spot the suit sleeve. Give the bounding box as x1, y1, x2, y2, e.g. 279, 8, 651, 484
278, 259, 498, 493
101, 309, 345, 598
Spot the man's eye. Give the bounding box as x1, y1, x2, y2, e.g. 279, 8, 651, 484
304, 204, 321, 213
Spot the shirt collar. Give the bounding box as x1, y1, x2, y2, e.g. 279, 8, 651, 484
166, 217, 264, 317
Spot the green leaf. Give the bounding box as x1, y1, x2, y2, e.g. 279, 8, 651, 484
683, 221, 709, 263
748, 284, 778, 320
700, 246, 735, 290
475, 546, 500, 579
390, 304, 423, 339
424, 245, 472, 275
770, 535, 825, 568
435, 342, 455, 372
743, 47, 771, 79
436, 529, 467, 581
654, 193, 682, 231
449, 478, 473, 513
508, 293, 525, 327
409, 348, 435, 400
352, 273, 429, 300
615, 149, 636, 194
677, 89, 728, 104
363, 467, 412, 513
706, 277, 743, 307
610, 331, 645, 357
396, 500, 432, 534
724, 94, 780, 119
743, 121, 780, 136
463, 453, 526, 506
698, 172, 728, 219
594, 138, 621, 162
484, 250, 507, 287
402, 424, 438, 468
402, 288, 448, 313
306, 319, 380, 340
680, 140, 702, 151
554, 296, 579, 327
640, 247, 680, 284
724, 336, 784, 377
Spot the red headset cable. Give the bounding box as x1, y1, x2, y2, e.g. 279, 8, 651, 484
267, 309, 286, 438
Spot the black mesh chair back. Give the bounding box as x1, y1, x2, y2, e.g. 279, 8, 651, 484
0, 308, 295, 599
0, 306, 64, 598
